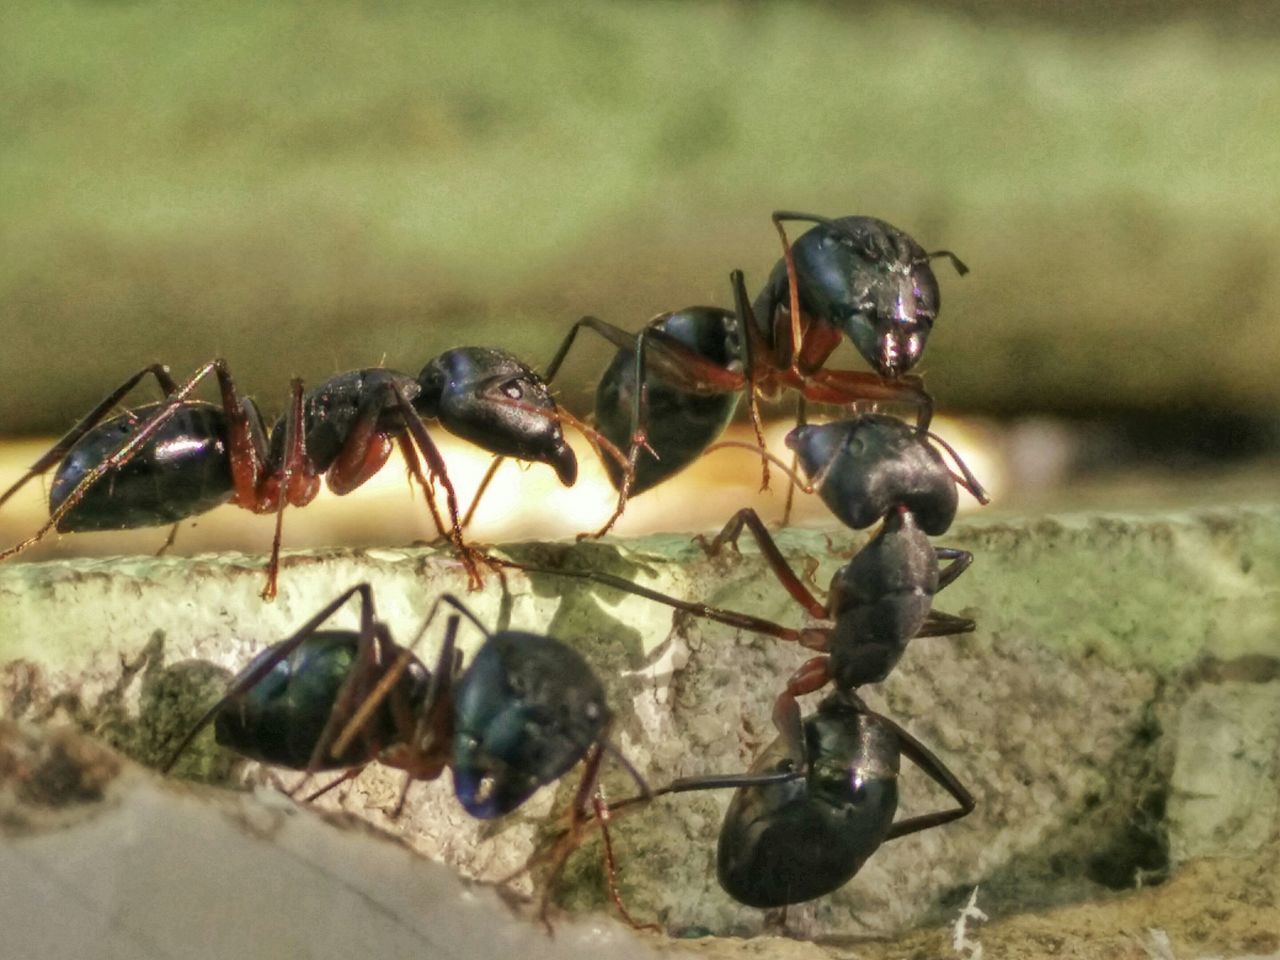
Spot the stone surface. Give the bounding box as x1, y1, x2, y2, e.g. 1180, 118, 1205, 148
0, 722, 664, 960
1, 507, 1278, 942
1168, 679, 1280, 865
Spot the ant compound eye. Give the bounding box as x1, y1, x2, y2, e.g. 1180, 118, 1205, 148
501, 380, 524, 400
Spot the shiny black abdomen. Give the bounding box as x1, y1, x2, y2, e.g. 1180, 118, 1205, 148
594, 308, 741, 495
50, 401, 235, 532
716, 710, 899, 908
213, 631, 411, 771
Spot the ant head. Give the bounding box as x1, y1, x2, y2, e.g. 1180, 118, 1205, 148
785, 417, 958, 534
419, 349, 578, 485
788, 218, 943, 378
835, 260, 939, 378
450, 632, 609, 819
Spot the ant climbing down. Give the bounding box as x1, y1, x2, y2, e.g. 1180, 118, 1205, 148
607, 687, 973, 908
507, 413, 989, 708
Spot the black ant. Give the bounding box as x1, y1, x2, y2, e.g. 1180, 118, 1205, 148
162, 583, 651, 928
0, 349, 625, 596
510, 414, 988, 705
534, 211, 966, 534
611, 687, 973, 909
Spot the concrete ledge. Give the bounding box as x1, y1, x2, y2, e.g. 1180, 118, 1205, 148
1, 507, 1278, 944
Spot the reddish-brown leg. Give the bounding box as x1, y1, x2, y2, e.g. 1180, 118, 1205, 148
798, 368, 934, 430
393, 434, 449, 539
255, 379, 322, 600
592, 792, 661, 932
695, 508, 828, 621
771, 655, 832, 759
461, 456, 504, 530
388, 383, 484, 589
534, 743, 609, 931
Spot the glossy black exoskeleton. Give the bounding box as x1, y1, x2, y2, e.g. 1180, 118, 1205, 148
540, 303, 748, 535
161, 583, 645, 925
756, 212, 969, 379
786, 413, 985, 535
451, 626, 610, 818
653, 688, 972, 908
0, 348, 595, 595
162, 584, 452, 785
536, 211, 958, 534
415, 347, 578, 486
590, 307, 743, 497
164, 584, 630, 823
48, 400, 238, 531
513, 416, 987, 700
0, 361, 320, 598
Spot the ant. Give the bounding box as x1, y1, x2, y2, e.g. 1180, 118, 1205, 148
162, 583, 652, 928
509, 413, 989, 706
605, 686, 973, 909
0, 349, 624, 597
536, 211, 966, 535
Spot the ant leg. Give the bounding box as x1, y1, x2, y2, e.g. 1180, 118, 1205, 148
927, 249, 970, 276
388, 382, 484, 589
394, 435, 448, 539
879, 715, 975, 841
592, 790, 662, 933
162, 583, 379, 774
695, 508, 828, 620
781, 395, 807, 525
336, 602, 474, 774
772, 655, 830, 759
916, 610, 976, 638
541, 315, 638, 384
0, 364, 179, 512
506, 555, 820, 647
801, 369, 934, 431
728, 268, 771, 491
529, 742, 609, 930
301, 766, 366, 803
154, 522, 181, 556
936, 547, 974, 590
582, 332, 654, 539
924, 429, 990, 505
770, 213, 807, 382
257, 379, 321, 600
462, 456, 505, 529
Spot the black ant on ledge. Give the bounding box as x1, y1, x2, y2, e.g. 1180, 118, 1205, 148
162, 583, 653, 929
0, 348, 628, 597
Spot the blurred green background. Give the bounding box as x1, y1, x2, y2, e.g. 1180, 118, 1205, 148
2, 0, 1278, 456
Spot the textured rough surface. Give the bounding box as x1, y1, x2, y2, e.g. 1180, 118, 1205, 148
1, 507, 1279, 950
0, 722, 664, 960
